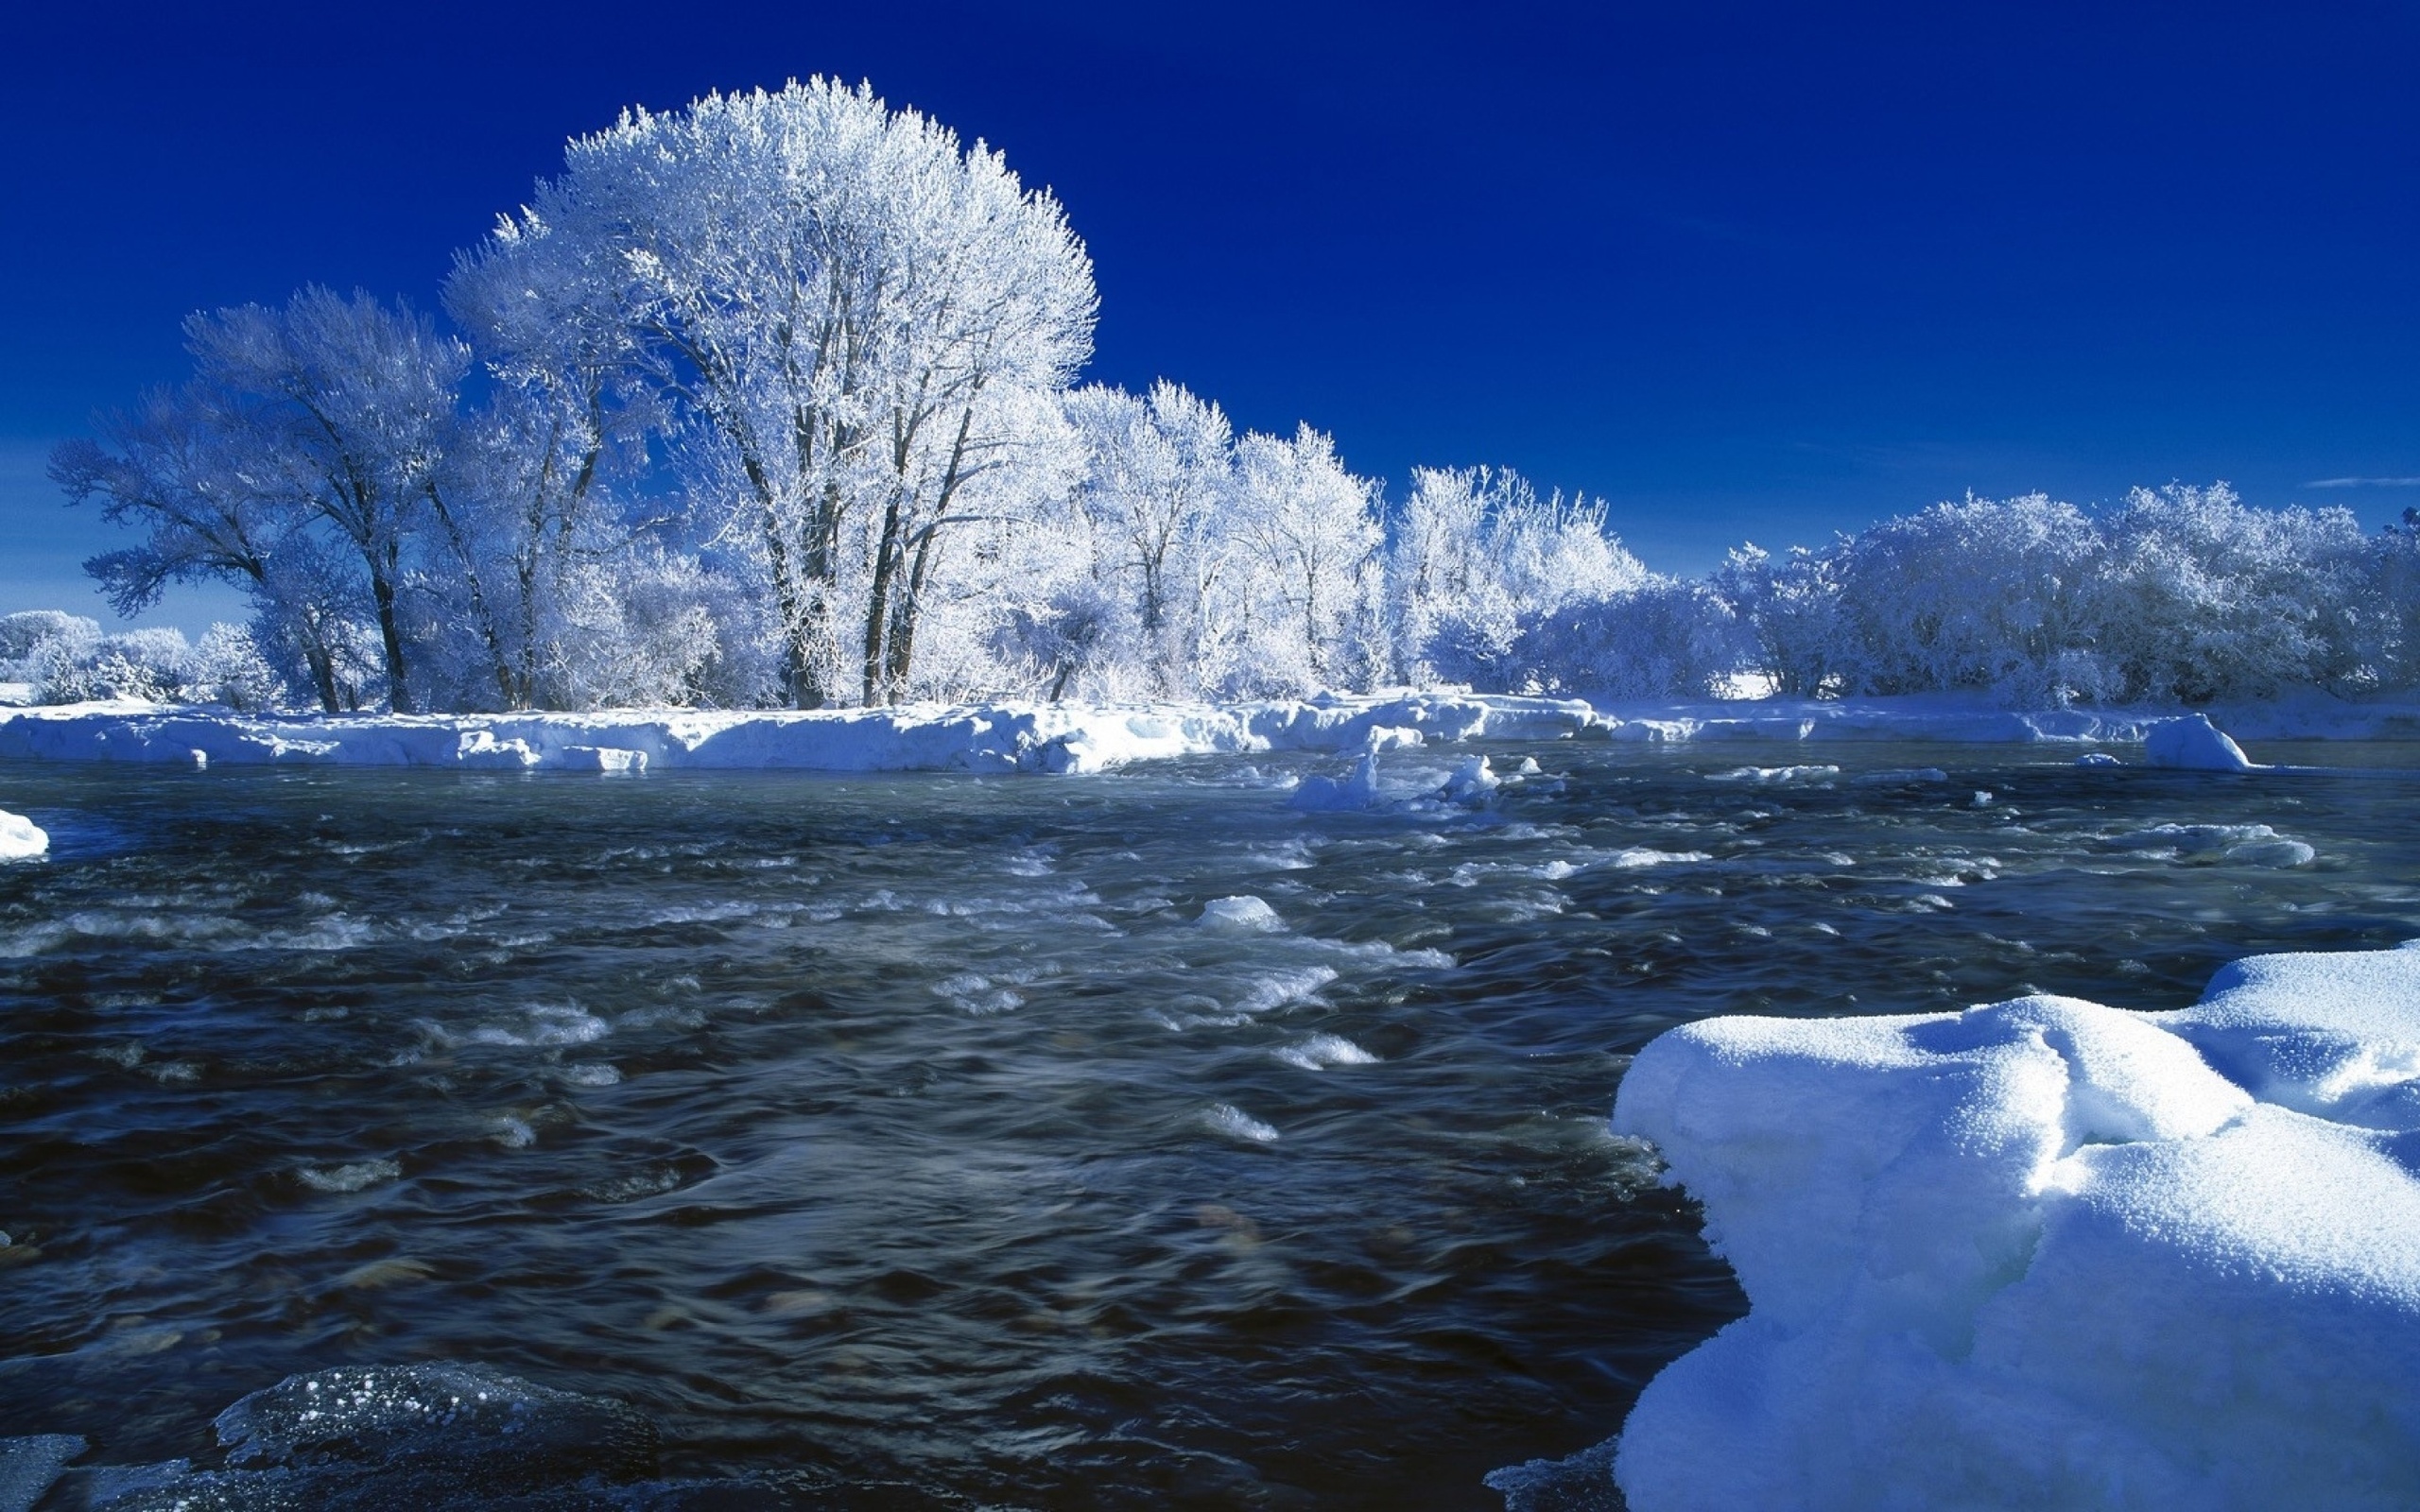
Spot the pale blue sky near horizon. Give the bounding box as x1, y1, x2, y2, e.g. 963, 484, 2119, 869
6, 0, 2417, 639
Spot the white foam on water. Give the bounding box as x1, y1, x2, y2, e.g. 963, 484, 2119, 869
1200, 895, 1286, 932
1609, 848, 1712, 868
297, 1160, 401, 1194
1273, 1033, 1381, 1070
457, 1002, 612, 1049
2107, 823, 2317, 868
1202, 1104, 1281, 1143
1231, 966, 1340, 1015
1708, 765, 1841, 785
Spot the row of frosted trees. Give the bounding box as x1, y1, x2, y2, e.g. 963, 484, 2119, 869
42, 80, 2420, 713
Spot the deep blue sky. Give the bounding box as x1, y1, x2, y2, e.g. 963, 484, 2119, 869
5, 1, 2416, 631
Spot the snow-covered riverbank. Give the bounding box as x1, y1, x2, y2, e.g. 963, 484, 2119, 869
1498, 942, 2420, 1512
3, 692, 2415, 774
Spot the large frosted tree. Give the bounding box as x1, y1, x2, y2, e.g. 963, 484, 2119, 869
466, 78, 1098, 707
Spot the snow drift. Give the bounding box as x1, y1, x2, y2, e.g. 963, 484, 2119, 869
1586, 942, 2420, 1512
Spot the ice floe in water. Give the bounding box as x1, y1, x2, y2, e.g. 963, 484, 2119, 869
0, 808, 45, 861
1575, 942, 2420, 1512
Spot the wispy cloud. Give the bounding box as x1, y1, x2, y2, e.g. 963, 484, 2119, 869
2304, 475, 2420, 489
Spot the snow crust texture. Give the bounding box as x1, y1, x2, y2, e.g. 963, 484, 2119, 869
3, 694, 2408, 776
1604, 943, 2420, 1512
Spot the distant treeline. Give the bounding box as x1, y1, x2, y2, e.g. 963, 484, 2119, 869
38, 80, 2420, 713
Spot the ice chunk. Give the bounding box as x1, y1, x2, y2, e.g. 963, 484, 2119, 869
1596, 945, 2420, 1511
1200, 895, 1285, 933
0, 810, 44, 861
2143, 713, 2255, 771
1442, 755, 1501, 803
455, 730, 540, 769
1293, 754, 1381, 811
2074, 750, 2123, 768
1356, 724, 1426, 752
551, 744, 648, 774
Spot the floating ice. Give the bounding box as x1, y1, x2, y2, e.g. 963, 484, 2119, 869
0, 809, 45, 861
1357, 724, 1426, 752
1589, 943, 2420, 1512
1200, 895, 1286, 933
1293, 754, 1382, 812
2143, 713, 2255, 771
2075, 750, 2123, 768
1442, 755, 1501, 803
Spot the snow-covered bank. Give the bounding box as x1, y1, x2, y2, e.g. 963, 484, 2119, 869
1573, 943, 2420, 1512
2, 692, 2415, 776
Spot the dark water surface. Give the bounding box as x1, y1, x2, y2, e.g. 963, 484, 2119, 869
2, 741, 2416, 1508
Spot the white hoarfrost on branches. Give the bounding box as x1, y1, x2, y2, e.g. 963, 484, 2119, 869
482, 77, 1098, 709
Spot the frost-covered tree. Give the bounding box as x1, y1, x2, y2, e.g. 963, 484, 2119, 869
1387, 466, 1649, 688
178, 288, 468, 713
52, 381, 372, 712
441, 223, 656, 709
479, 78, 1097, 707
1223, 425, 1385, 696
1059, 381, 1236, 696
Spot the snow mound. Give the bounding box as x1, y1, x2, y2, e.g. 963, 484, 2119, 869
1598, 943, 2420, 1512
0, 809, 44, 861
2143, 713, 2255, 771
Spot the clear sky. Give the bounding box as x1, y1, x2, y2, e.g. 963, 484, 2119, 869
5, 0, 2415, 633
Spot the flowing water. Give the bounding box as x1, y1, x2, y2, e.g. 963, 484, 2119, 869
2, 739, 2415, 1508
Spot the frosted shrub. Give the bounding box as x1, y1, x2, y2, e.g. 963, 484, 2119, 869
31, 627, 200, 703
2370, 510, 2420, 691
2098, 484, 2371, 702
193, 623, 289, 711
0, 610, 101, 678
1713, 545, 1844, 698
1388, 467, 1648, 689
1517, 579, 1746, 699
1830, 494, 2109, 702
